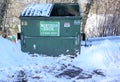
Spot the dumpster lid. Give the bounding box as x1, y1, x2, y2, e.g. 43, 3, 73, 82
21, 4, 53, 17
21, 3, 81, 17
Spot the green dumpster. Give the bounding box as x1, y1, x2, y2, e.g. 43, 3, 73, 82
20, 3, 82, 56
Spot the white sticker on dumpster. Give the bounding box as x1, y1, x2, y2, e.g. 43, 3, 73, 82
40, 21, 60, 36
64, 22, 70, 27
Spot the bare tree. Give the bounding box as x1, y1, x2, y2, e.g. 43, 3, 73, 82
0, 0, 11, 37
96, 0, 120, 37
85, 0, 120, 37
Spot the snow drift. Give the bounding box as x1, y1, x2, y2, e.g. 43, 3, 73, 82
0, 36, 120, 81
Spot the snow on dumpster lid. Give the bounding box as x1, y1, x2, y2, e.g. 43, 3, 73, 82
21, 4, 53, 17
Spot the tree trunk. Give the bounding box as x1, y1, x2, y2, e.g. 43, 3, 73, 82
81, 0, 94, 33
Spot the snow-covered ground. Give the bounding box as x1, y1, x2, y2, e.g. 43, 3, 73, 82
0, 36, 120, 82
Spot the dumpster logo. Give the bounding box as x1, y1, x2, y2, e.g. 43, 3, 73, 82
21, 21, 28, 26
40, 21, 60, 36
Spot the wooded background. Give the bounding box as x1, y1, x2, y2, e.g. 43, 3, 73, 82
0, 0, 120, 38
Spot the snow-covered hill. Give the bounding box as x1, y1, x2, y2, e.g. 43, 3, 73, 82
0, 36, 120, 82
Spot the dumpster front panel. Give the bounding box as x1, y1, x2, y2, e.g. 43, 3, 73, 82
21, 36, 80, 56
20, 17, 81, 56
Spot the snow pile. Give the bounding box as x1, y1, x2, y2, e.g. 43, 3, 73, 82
75, 40, 120, 69
0, 37, 32, 67
0, 36, 120, 81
